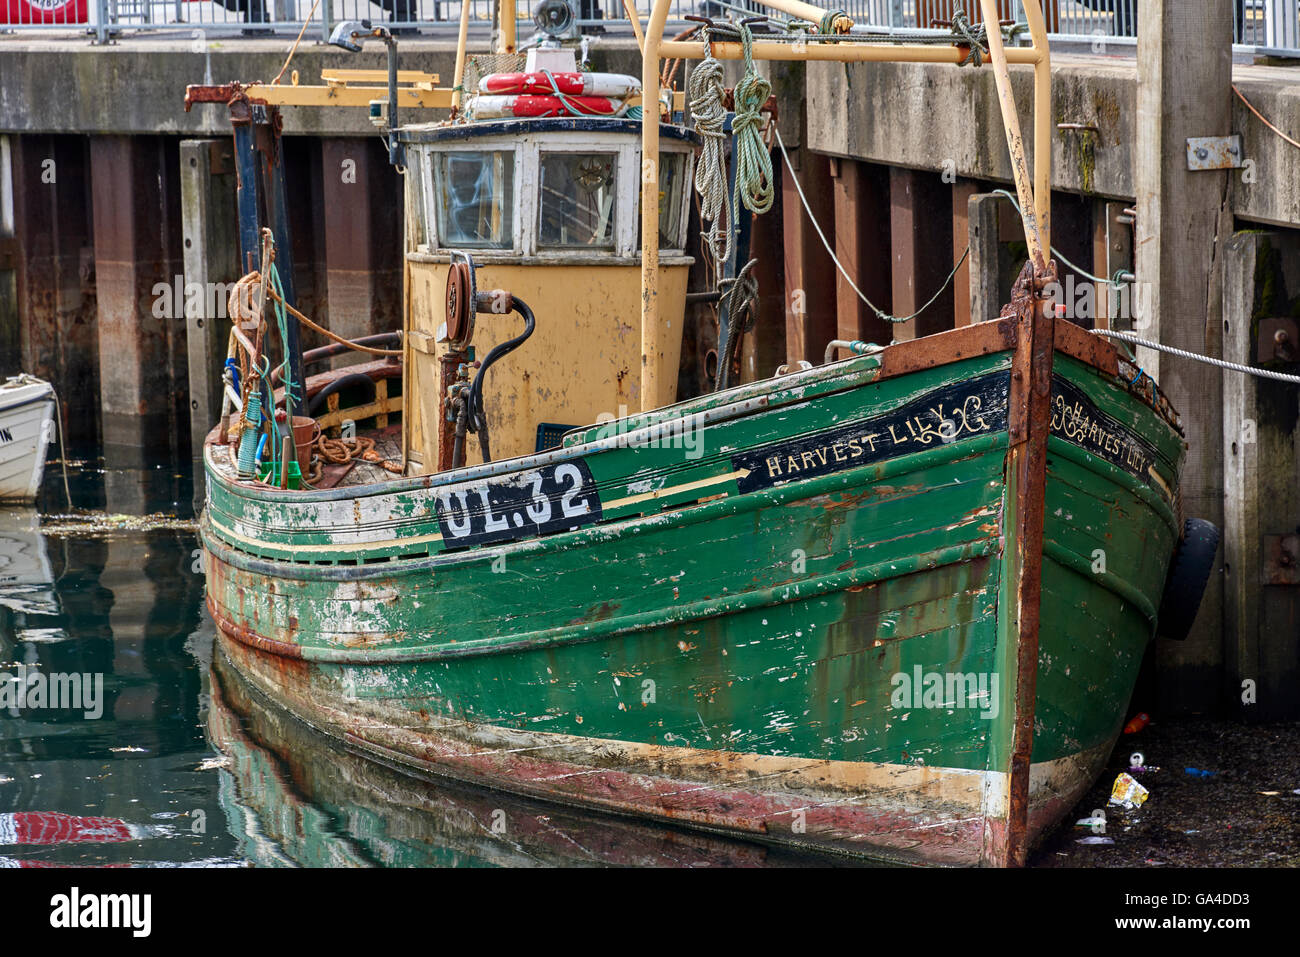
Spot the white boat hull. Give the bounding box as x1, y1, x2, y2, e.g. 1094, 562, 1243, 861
0, 376, 56, 502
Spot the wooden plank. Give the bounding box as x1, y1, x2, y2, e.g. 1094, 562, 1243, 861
951, 178, 978, 327
780, 147, 837, 366
319, 70, 442, 85
1222, 231, 1300, 721
315, 394, 404, 431
181, 139, 239, 479
967, 193, 1005, 326
831, 158, 892, 345
376, 378, 389, 429
1136, 0, 1233, 710
889, 167, 955, 340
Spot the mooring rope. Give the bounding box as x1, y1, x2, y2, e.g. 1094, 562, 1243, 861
688, 45, 732, 276
773, 126, 967, 325
232, 271, 403, 357
46, 384, 72, 509
717, 258, 760, 391
1093, 330, 1300, 384
946, 10, 987, 67
732, 21, 775, 218
271, 0, 323, 86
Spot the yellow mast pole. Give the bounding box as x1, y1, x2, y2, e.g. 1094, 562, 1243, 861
1019, 0, 1052, 256
638, 1, 1053, 410
640, 0, 672, 412
750, 0, 852, 32
452, 0, 473, 111
977, 0, 1048, 271
499, 0, 517, 54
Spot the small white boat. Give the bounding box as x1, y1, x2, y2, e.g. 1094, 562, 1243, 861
0, 375, 56, 502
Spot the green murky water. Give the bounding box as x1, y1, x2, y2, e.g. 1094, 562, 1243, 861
0, 463, 817, 868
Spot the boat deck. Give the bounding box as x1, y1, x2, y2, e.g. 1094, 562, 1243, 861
207, 425, 403, 491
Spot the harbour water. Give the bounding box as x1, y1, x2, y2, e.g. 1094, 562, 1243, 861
0, 463, 825, 868
4, 462, 1296, 869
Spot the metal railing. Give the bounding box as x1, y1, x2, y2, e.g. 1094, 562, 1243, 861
1, 0, 1296, 58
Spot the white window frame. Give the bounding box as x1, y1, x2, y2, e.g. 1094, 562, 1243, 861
412, 129, 696, 262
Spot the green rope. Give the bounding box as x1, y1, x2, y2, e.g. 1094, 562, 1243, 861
540, 69, 633, 118
732, 21, 774, 218
947, 10, 987, 67
818, 9, 845, 34
266, 261, 294, 465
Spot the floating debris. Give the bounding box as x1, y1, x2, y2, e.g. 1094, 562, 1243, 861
1123, 712, 1151, 734
39, 511, 198, 538
1077, 836, 1115, 845
196, 756, 232, 771
1184, 767, 1217, 779
109, 746, 148, 754
1127, 750, 1157, 773
1109, 772, 1150, 809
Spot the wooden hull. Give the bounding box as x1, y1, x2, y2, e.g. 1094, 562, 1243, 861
209, 640, 822, 867
201, 316, 1185, 866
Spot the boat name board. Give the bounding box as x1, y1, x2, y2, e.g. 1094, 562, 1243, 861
1051, 377, 1162, 490
732, 373, 1012, 493
434, 460, 604, 548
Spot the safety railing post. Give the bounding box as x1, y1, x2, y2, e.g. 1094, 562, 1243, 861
95, 0, 110, 43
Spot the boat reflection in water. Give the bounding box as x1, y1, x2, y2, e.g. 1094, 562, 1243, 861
0, 507, 59, 617
209, 646, 832, 868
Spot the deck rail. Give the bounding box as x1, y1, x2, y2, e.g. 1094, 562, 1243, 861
2, 0, 1297, 59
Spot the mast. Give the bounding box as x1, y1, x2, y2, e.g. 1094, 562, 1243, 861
637, 0, 1052, 410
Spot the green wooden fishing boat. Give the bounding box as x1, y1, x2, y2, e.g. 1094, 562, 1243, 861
193, 1, 1214, 865
208, 634, 818, 867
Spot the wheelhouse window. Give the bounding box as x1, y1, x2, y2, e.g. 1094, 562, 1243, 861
657, 151, 687, 250
538, 151, 617, 249
433, 150, 515, 249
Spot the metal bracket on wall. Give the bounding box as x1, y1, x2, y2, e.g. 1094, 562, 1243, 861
1186, 134, 1245, 170
1257, 317, 1298, 364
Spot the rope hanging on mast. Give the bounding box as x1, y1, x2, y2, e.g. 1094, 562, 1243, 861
732, 20, 774, 218
688, 32, 732, 279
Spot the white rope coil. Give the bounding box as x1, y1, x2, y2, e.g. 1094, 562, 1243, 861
688, 55, 732, 278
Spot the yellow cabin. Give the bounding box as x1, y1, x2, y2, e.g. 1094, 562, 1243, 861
398, 117, 697, 473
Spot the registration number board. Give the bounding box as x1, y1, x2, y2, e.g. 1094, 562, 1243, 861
433, 461, 603, 549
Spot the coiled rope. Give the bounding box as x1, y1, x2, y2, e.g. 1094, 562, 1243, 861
688, 48, 731, 275
732, 21, 775, 218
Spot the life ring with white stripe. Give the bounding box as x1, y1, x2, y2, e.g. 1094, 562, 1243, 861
471, 94, 628, 119
478, 72, 641, 98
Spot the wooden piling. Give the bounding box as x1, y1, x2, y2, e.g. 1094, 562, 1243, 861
1135, 0, 1233, 712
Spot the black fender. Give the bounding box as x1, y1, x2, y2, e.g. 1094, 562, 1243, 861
1156, 518, 1220, 641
